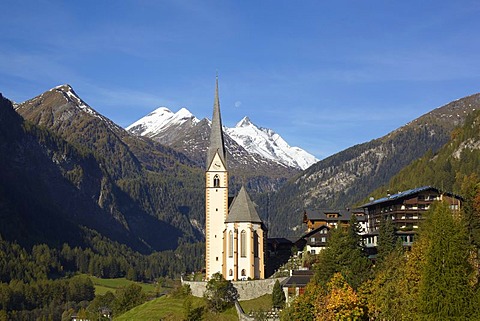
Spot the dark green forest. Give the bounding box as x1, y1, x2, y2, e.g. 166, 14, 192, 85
0, 232, 204, 320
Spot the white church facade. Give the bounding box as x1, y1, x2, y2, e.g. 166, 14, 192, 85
205, 77, 267, 281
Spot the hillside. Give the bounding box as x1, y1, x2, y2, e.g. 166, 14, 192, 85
8, 85, 205, 251
368, 108, 480, 200
261, 93, 480, 237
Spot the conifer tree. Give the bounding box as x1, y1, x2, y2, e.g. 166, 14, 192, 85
314, 219, 371, 290
272, 279, 286, 309
418, 202, 474, 319
376, 216, 397, 264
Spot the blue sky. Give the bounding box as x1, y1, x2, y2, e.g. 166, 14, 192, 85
1, 1, 480, 159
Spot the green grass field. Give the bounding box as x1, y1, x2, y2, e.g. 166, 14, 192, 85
89, 276, 273, 320
89, 276, 158, 296
114, 295, 237, 321
240, 294, 273, 315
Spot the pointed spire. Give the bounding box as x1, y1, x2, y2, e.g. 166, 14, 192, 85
207, 75, 227, 168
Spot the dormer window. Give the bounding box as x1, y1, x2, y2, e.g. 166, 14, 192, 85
213, 174, 220, 187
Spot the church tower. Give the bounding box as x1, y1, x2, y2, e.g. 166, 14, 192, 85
205, 76, 228, 279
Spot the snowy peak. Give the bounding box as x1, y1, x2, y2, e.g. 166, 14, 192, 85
127, 108, 318, 170
126, 107, 200, 138
52, 84, 93, 113
236, 116, 252, 128
226, 117, 318, 170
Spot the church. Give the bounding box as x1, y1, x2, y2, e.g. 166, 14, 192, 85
205, 77, 267, 281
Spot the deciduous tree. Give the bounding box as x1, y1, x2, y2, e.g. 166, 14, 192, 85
203, 273, 238, 313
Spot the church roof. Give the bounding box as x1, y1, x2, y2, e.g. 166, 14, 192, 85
226, 186, 262, 223
206, 76, 227, 169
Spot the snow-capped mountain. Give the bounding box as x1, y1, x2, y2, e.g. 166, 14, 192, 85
226, 117, 318, 170
126, 108, 318, 170
127, 107, 200, 138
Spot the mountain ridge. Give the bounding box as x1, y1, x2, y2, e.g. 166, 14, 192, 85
260, 92, 480, 237
12, 85, 205, 251
126, 106, 318, 170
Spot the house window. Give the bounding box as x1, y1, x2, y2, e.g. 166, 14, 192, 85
229, 269, 233, 276
310, 237, 316, 243
321, 237, 326, 243
240, 230, 247, 257
311, 249, 316, 255
229, 231, 233, 258
241, 269, 246, 276
213, 175, 220, 187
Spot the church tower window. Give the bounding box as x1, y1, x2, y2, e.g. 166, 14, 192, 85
213, 174, 220, 187
240, 230, 247, 257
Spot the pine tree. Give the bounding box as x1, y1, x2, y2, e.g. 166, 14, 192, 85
272, 279, 286, 309
418, 202, 474, 319
376, 216, 397, 264
314, 220, 371, 290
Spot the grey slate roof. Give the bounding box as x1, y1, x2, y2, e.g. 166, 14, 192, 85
304, 209, 353, 222
225, 186, 262, 223
281, 270, 314, 287
206, 76, 227, 169
360, 186, 463, 208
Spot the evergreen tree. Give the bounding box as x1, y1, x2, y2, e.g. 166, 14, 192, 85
418, 202, 474, 319
272, 280, 286, 309
366, 244, 409, 320
314, 222, 371, 290
460, 174, 480, 248
376, 216, 397, 264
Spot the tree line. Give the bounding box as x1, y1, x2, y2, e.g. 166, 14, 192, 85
282, 179, 480, 320
0, 231, 204, 319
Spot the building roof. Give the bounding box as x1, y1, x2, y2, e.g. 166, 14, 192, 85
225, 186, 263, 223
206, 76, 227, 169
300, 224, 330, 239
360, 186, 463, 208
304, 209, 364, 222
281, 270, 314, 287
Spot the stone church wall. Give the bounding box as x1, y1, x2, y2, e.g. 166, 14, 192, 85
182, 277, 287, 301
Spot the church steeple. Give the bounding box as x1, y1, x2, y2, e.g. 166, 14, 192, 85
207, 75, 227, 169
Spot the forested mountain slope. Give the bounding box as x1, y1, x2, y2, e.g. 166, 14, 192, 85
261, 93, 480, 237
368, 108, 480, 200
8, 85, 205, 251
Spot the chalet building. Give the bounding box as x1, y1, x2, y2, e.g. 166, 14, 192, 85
302, 208, 367, 232
297, 209, 367, 254
360, 186, 463, 248
205, 77, 267, 281
281, 269, 314, 305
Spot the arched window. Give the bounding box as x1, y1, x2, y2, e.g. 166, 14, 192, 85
229, 269, 233, 276
241, 269, 246, 276
253, 231, 259, 258
213, 174, 220, 187
228, 231, 233, 258
240, 230, 246, 257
